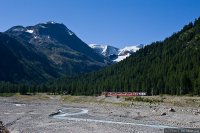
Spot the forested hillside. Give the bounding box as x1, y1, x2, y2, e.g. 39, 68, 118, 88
1, 18, 200, 96
53, 17, 200, 96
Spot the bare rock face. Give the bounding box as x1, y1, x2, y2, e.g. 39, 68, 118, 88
0, 121, 9, 133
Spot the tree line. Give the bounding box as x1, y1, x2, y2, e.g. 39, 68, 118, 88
1, 17, 200, 96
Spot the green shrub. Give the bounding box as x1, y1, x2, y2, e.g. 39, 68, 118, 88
0, 93, 15, 97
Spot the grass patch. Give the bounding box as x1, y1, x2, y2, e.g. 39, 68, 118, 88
125, 96, 163, 103
0, 93, 15, 97
62, 95, 97, 103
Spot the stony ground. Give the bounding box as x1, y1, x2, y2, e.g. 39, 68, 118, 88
0, 121, 9, 133
0, 94, 200, 133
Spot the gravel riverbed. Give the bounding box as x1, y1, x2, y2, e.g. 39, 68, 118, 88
0, 95, 199, 133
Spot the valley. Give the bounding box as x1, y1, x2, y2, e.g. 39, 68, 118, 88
1, 1, 200, 132
0, 94, 200, 133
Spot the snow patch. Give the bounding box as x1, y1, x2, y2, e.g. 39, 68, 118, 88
68, 30, 74, 36
113, 53, 131, 62
26, 29, 34, 34
46, 21, 56, 24
89, 44, 107, 49
40, 25, 47, 28
118, 46, 140, 55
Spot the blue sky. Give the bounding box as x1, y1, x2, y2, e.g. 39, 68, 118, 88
0, 0, 200, 48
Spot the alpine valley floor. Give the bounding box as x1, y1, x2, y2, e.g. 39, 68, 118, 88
0, 94, 200, 133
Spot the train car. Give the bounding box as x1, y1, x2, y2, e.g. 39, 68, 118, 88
102, 92, 147, 97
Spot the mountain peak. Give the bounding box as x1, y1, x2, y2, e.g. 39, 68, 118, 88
89, 44, 119, 57
89, 44, 144, 62
46, 21, 56, 24
6, 21, 75, 40
36, 22, 74, 36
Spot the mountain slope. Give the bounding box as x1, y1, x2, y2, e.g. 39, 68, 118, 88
3, 22, 110, 82
0, 33, 59, 83
56, 17, 200, 96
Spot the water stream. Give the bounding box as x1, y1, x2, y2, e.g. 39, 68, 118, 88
52, 107, 176, 129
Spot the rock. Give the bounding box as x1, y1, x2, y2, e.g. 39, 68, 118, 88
137, 112, 141, 116
152, 107, 159, 112
161, 112, 167, 116
49, 111, 60, 117
194, 111, 200, 115
194, 112, 198, 115
168, 108, 176, 112
0, 121, 10, 133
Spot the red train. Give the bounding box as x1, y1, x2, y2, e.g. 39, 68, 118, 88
102, 92, 147, 97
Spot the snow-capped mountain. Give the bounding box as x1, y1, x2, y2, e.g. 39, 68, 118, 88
118, 44, 143, 56
89, 44, 119, 56
89, 44, 144, 62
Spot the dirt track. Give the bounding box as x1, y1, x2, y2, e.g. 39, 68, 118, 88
0, 94, 200, 133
